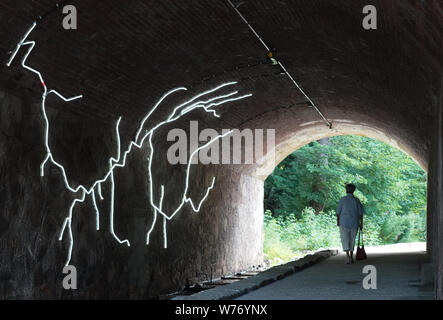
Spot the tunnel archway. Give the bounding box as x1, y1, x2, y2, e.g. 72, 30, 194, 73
261, 132, 428, 267
252, 118, 428, 180
0, 0, 441, 299
218, 109, 432, 269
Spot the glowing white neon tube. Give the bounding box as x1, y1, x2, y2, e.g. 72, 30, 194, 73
147, 130, 233, 222
8, 22, 252, 265
91, 188, 100, 230
6, 22, 37, 67
163, 216, 167, 249
146, 185, 163, 245
97, 183, 104, 200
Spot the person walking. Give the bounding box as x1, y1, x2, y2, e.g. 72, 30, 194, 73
336, 184, 364, 264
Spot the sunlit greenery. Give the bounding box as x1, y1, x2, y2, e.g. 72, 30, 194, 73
264, 135, 427, 266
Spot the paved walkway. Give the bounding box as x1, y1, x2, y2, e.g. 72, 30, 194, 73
237, 243, 434, 300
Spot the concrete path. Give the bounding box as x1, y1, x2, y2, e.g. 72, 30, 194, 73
237, 243, 434, 300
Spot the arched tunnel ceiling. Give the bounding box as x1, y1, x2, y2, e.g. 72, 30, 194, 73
1, 0, 442, 170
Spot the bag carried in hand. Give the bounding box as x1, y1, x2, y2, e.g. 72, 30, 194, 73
356, 230, 367, 260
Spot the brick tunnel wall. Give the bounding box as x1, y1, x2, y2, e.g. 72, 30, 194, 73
425, 76, 443, 299
435, 78, 443, 299
0, 86, 263, 299
1, 0, 441, 300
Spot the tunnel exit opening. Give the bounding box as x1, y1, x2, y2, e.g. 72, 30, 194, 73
262, 134, 428, 267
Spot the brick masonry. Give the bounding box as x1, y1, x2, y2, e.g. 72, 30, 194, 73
0, 0, 442, 298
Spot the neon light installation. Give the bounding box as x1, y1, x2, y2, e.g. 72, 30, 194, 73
7, 22, 252, 266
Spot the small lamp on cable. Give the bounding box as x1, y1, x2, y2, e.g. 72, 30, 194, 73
267, 51, 278, 65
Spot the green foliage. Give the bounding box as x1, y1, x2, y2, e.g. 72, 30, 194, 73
263, 209, 341, 266
263, 211, 295, 265
378, 212, 426, 243
263, 135, 427, 265
265, 135, 427, 218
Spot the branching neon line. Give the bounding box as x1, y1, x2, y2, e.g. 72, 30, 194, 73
163, 216, 167, 249
97, 182, 104, 200
8, 22, 252, 266
159, 187, 167, 249
147, 130, 233, 221
91, 188, 100, 230
146, 185, 163, 245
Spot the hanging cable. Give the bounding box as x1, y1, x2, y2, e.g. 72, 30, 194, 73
37, 2, 66, 22
227, 0, 333, 129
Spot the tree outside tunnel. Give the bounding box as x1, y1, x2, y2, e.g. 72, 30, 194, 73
263, 135, 427, 266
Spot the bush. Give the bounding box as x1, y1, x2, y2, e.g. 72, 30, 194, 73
263, 209, 341, 265
263, 211, 295, 265
360, 216, 382, 246
263, 208, 426, 266
379, 212, 426, 243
